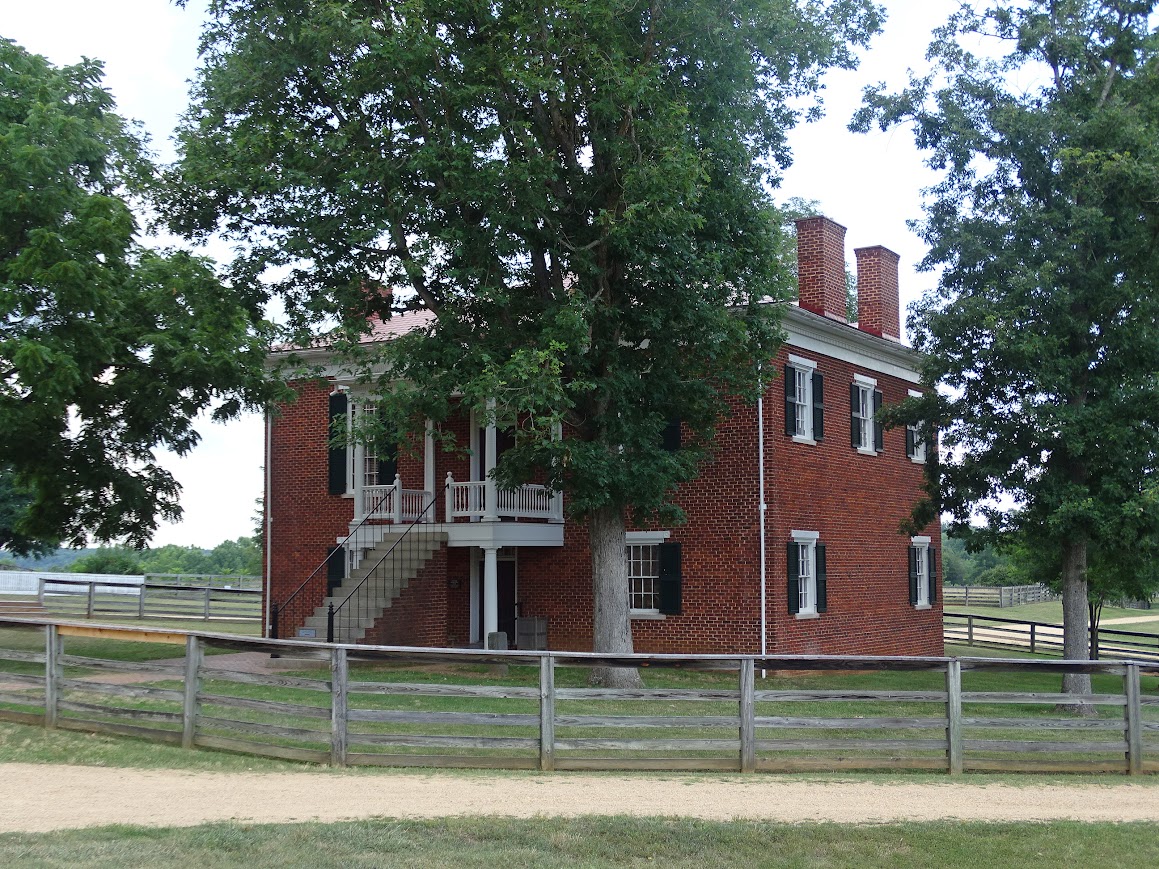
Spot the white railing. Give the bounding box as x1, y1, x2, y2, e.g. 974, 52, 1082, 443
444, 473, 563, 522
359, 475, 434, 522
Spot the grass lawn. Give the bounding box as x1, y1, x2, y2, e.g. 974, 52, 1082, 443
0, 817, 1156, 868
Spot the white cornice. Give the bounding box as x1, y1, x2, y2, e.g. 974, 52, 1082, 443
783, 306, 922, 384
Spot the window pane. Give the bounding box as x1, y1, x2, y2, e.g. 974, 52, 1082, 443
627, 543, 660, 611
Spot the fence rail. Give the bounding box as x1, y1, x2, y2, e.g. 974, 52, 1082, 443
942, 585, 1058, 607
0, 618, 1155, 775
945, 612, 1159, 662
36, 579, 261, 621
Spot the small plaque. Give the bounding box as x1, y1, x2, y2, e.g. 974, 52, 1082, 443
297, 628, 317, 638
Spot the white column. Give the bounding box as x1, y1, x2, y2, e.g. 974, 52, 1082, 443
483, 399, 499, 522
424, 419, 436, 521
352, 440, 365, 519
483, 546, 499, 646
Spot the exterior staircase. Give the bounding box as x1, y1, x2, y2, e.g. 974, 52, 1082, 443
301, 532, 447, 643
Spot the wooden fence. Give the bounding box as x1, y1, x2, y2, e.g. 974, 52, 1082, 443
37, 578, 261, 622
945, 613, 1159, 662
942, 585, 1058, 607
0, 618, 1155, 775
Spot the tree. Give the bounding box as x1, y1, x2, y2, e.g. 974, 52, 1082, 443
855, 1, 1159, 699
0, 39, 274, 548
168, 0, 881, 684
0, 468, 55, 556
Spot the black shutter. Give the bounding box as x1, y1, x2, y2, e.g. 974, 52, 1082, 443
873, 390, 884, 452
908, 546, 919, 605
377, 442, 399, 484
786, 541, 800, 614
326, 545, 345, 595
811, 371, 824, 440
929, 548, 938, 604
850, 383, 861, 449
906, 425, 916, 458
815, 544, 827, 613
327, 392, 348, 495
783, 365, 795, 437
657, 542, 682, 615
661, 419, 682, 453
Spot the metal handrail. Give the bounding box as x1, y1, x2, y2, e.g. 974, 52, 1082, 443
326, 483, 446, 642
271, 484, 439, 639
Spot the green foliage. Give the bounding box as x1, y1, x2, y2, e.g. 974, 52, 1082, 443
68, 537, 261, 576
168, 0, 882, 526
858, 3, 1159, 609
0, 39, 276, 548
0, 468, 55, 556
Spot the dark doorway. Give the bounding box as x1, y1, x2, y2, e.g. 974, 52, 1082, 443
478, 559, 518, 647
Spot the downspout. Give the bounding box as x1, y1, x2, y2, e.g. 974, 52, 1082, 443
758, 373, 768, 677
264, 407, 273, 638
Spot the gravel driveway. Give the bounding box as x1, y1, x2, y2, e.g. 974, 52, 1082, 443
1, 763, 1156, 833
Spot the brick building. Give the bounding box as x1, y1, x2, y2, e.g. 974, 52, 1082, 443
264, 216, 942, 656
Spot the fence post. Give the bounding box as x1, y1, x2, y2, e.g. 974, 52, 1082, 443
539, 654, 555, 772
1124, 663, 1143, 776
138, 583, 147, 618
945, 659, 963, 775
44, 624, 62, 728
203, 588, 212, 620
739, 658, 756, 773
967, 615, 974, 646
331, 646, 348, 767
1030, 623, 1036, 654
182, 635, 202, 749
86, 582, 95, 619
37, 577, 45, 608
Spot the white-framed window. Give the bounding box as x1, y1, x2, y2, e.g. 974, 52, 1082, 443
627, 543, 660, 612
850, 374, 882, 454
909, 536, 936, 608
626, 531, 670, 614
785, 355, 822, 443
788, 530, 825, 617
906, 390, 927, 463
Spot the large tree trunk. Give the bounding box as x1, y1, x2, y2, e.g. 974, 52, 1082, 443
1060, 537, 1094, 710
588, 505, 643, 689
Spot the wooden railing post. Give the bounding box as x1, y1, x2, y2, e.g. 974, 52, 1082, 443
203, 587, 212, 620
739, 658, 756, 773
37, 577, 45, 608
539, 654, 555, 771
138, 582, 147, 618
44, 624, 61, 728
331, 646, 348, 767
1030, 623, 1036, 654
86, 582, 95, 618
1124, 663, 1143, 776
945, 659, 963, 775
182, 635, 202, 749
967, 615, 974, 646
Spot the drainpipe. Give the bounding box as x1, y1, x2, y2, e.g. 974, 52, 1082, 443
758, 374, 768, 677
264, 407, 273, 638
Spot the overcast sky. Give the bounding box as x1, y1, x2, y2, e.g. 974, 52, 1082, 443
5, 0, 955, 548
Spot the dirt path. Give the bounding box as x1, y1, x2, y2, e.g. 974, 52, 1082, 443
0, 763, 1156, 832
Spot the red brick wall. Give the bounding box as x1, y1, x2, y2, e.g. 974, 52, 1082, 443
361, 545, 449, 646
266, 381, 354, 636
764, 343, 942, 656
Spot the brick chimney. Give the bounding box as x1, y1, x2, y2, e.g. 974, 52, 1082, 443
795, 216, 848, 322
854, 245, 901, 341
